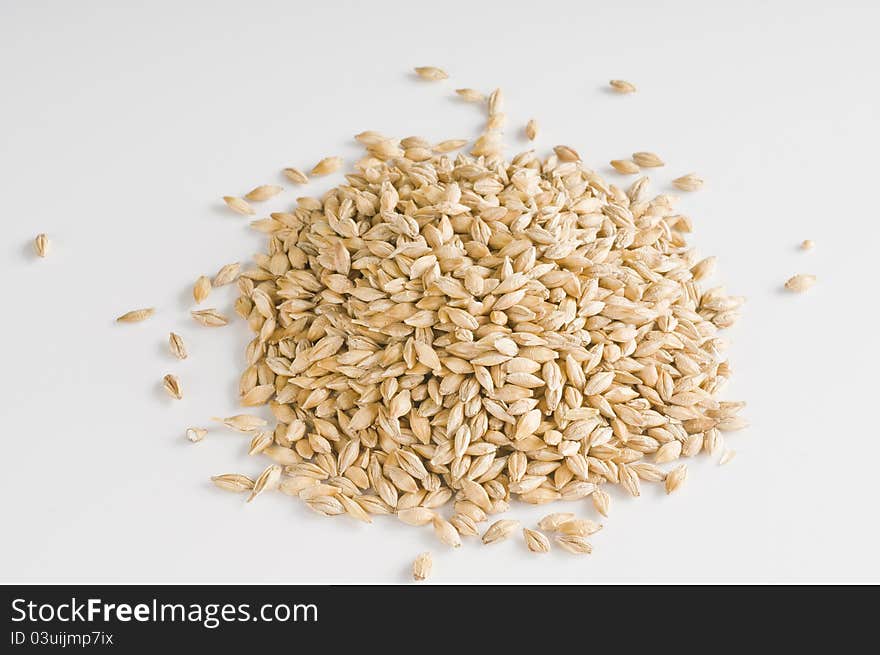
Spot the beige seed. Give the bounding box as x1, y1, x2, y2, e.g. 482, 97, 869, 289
223, 196, 255, 215
719, 450, 737, 466
248, 431, 273, 456
554, 534, 593, 555
800, 239, 815, 251
397, 507, 436, 526
632, 151, 664, 167
193, 275, 212, 304
191, 308, 229, 327
162, 374, 182, 400
609, 79, 636, 93
414, 66, 448, 81
211, 473, 254, 492
455, 88, 485, 102
554, 145, 580, 162
488, 88, 504, 115
610, 159, 640, 174
186, 427, 207, 443
34, 233, 49, 257
672, 173, 704, 191
481, 519, 520, 545
557, 519, 603, 537
525, 119, 538, 141
522, 528, 551, 553
213, 262, 241, 287
433, 139, 468, 153
283, 167, 309, 184
248, 464, 282, 502
592, 488, 610, 517
432, 516, 461, 548
168, 332, 187, 360
784, 274, 816, 293
244, 184, 283, 201
116, 308, 155, 323
412, 552, 433, 581
665, 464, 688, 494
537, 513, 576, 532
212, 414, 267, 432
310, 157, 343, 176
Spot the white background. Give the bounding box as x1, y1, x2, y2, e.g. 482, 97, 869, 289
2, 0, 879, 584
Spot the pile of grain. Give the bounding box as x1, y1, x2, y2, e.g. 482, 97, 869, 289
213, 79, 746, 548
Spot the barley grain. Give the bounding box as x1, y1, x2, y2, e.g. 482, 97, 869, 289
163, 374, 182, 400
672, 173, 704, 191
34, 233, 49, 257
482, 519, 520, 544
555, 535, 593, 554
191, 308, 229, 327
223, 196, 254, 215
193, 275, 211, 304
609, 79, 636, 93
610, 159, 639, 174
414, 66, 448, 81
116, 308, 154, 323
310, 157, 343, 176
168, 332, 187, 360
245, 185, 283, 201
523, 528, 550, 553
413, 552, 433, 581
784, 274, 816, 293
283, 167, 309, 184
186, 427, 207, 442
632, 151, 664, 167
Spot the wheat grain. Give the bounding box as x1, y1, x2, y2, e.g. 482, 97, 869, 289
186, 427, 207, 442
800, 239, 815, 251
719, 450, 737, 466
525, 119, 538, 141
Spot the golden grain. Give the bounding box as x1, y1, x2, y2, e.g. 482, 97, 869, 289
116, 308, 155, 323
609, 79, 636, 93
414, 66, 448, 81
34, 233, 49, 257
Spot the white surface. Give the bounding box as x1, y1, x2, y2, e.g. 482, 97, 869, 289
1, 0, 879, 584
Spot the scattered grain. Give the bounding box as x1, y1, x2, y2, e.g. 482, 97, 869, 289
413, 552, 433, 581
784, 274, 816, 293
